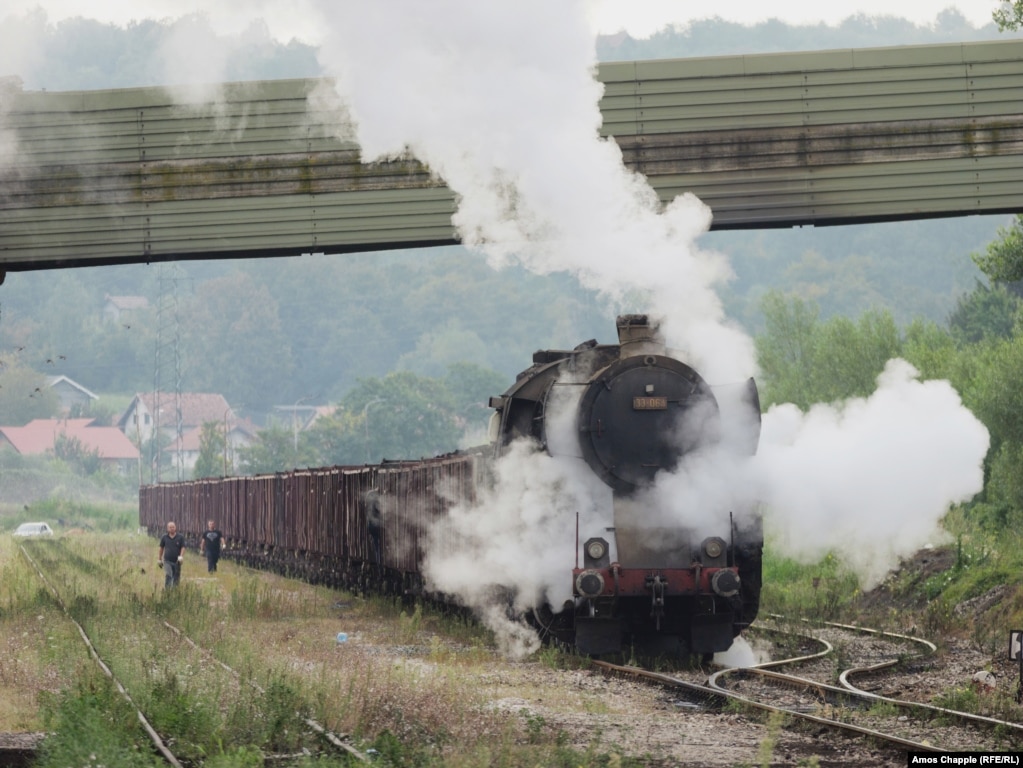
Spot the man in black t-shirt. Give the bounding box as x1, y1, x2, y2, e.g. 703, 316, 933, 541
199, 520, 226, 573
158, 521, 186, 588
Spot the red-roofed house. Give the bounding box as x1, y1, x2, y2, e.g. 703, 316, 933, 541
0, 418, 140, 475
117, 393, 258, 477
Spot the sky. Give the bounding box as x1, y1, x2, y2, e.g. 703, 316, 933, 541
2, 0, 1004, 44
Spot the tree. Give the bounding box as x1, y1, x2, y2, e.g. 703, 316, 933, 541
442, 362, 509, 440
812, 309, 901, 403
306, 372, 463, 467
754, 292, 902, 409
192, 421, 226, 479
139, 430, 173, 485
182, 272, 295, 410
754, 291, 821, 409
902, 319, 958, 382
961, 336, 1023, 451
238, 424, 319, 475
993, 1, 1023, 30
53, 434, 102, 475
972, 215, 1023, 288
396, 323, 490, 378
948, 280, 1020, 344
347, 372, 461, 464
303, 407, 362, 467
0, 363, 60, 425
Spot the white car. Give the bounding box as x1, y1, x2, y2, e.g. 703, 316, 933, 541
13, 522, 54, 537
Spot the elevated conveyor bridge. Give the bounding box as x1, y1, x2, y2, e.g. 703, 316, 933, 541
1, 39, 1022, 275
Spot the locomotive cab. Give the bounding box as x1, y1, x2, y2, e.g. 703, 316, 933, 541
490, 314, 763, 658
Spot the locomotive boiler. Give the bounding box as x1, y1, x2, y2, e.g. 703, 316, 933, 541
488, 314, 763, 657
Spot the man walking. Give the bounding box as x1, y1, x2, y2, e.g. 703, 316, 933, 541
199, 520, 226, 573
158, 521, 185, 588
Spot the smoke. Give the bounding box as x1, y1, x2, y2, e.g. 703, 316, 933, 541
713, 634, 765, 668
0, 10, 46, 171
423, 440, 610, 658
754, 359, 989, 587
311, 0, 990, 650
311, 2, 755, 653
314, 0, 752, 383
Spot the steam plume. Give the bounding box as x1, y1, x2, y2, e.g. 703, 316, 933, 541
755, 359, 989, 587
311, 0, 989, 649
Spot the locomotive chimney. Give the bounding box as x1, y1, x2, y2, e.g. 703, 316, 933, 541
616, 314, 665, 359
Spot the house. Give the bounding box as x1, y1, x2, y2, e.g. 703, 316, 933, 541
45, 375, 98, 415
168, 417, 259, 475
118, 392, 233, 445
102, 294, 149, 324
117, 393, 258, 477
0, 418, 140, 476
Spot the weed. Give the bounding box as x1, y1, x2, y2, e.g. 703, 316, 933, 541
203, 745, 266, 768
756, 710, 786, 767
398, 603, 423, 644
922, 599, 957, 642
536, 643, 563, 670
760, 548, 859, 622
867, 699, 899, 717
143, 667, 219, 761
523, 712, 547, 744
36, 672, 161, 768
933, 685, 980, 714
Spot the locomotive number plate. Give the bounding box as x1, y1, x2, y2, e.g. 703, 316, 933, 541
633, 396, 668, 410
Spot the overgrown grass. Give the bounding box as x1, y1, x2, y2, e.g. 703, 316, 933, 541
37, 671, 165, 768
4, 530, 658, 767
760, 548, 861, 623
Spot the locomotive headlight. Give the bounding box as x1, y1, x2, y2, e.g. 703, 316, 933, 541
702, 536, 726, 560
575, 570, 605, 597
583, 537, 610, 568
711, 569, 741, 597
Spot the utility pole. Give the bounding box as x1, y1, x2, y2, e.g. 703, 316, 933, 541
152, 264, 189, 483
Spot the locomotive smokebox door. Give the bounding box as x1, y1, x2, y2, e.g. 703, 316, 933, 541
577, 355, 720, 494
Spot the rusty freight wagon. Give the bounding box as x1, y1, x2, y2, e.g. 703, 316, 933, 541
139, 452, 484, 596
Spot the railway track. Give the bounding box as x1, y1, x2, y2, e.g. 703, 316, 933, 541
594, 620, 1023, 756
13, 535, 1022, 764
15, 538, 367, 766
17, 542, 185, 768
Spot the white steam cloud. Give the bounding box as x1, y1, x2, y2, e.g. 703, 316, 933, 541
314, 0, 753, 383
755, 359, 989, 587
424, 440, 609, 658
309, 0, 990, 652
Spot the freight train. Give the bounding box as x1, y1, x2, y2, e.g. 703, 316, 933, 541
139, 314, 763, 658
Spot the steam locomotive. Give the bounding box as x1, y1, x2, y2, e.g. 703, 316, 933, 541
490, 314, 763, 657
139, 314, 762, 659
